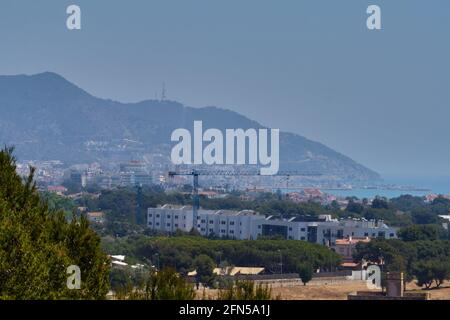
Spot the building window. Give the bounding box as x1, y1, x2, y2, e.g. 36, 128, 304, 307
258, 225, 261, 229
230, 230, 234, 234
390, 233, 395, 238
221, 221, 226, 225
209, 220, 214, 224
288, 236, 292, 239
201, 219, 206, 223
221, 229, 226, 233
175, 215, 179, 219
175, 224, 178, 228
209, 228, 214, 233
301, 228, 306, 232
300, 237, 305, 240
167, 215, 171, 218
156, 223, 160, 226
149, 222, 152, 225
289, 227, 292, 231
166, 223, 170, 227
230, 221, 235, 225
149, 214, 153, 217
156, 214, 160, 218
364, 232, 369, 237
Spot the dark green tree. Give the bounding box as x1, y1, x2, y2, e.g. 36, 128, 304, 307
194, 254, 216, 287
346, 201, 364, 214
411, 208, 440, 225
372, 198, 389, 210
398, 224, 447, 242
297, 263, 313, 285
128, 268, 195, 300
0, 147, 110, 299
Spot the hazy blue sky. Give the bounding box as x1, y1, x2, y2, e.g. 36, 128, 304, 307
0, 0, 449, 177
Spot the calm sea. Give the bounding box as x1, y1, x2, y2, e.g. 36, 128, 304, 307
327, 175, 450, 199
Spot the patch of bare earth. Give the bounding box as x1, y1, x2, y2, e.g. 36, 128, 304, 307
404, 281, 450, 300
196, 280, 450, 300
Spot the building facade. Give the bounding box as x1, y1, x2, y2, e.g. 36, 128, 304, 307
147, 206, 397, 244
196, 209, 266, 239
147, 205, 194, 233
331, 237, 371, 262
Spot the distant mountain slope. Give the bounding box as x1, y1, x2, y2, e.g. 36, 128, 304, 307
0, 72, 380, 182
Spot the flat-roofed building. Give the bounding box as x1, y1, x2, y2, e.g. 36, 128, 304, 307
197, 209, 266, 239
248, 215, 396, 243
147, 205, 397, 243
315, 219, 397, 246
147, 204, 194, 233
148, 206, 265, 239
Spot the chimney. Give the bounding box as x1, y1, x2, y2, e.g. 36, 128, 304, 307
386, 272, 404, 297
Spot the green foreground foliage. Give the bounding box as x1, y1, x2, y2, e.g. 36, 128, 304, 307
217, 280, 275, 300
114, 268, 196, 300
103, 235, 340, 277
112, 267, 275, 300
0, 148, 110, 299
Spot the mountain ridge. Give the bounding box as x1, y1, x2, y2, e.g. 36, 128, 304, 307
0, 72, 381, 182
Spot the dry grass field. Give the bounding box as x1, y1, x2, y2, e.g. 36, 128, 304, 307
197, 280, 450, 300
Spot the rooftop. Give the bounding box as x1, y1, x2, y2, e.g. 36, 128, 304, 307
335, 237, 370, 245
215, 209, 260, 217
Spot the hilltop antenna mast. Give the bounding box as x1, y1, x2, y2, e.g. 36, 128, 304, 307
161, 82, 167, 101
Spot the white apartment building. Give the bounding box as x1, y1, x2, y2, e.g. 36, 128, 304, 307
197, 209, 266, 239
147, 204, 194, 233
147, 206, 397, 244
251, 216, 397, 245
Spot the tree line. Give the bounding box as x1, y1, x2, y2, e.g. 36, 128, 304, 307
103, 235, 341, 283
354, 234, 450, 289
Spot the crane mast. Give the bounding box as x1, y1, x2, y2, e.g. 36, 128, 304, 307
168, 169, 321, 223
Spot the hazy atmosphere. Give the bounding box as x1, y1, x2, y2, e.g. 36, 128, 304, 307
3, 0, 450, 306
0, 0, 449, 177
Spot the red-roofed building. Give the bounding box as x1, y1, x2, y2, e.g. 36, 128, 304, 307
47, 185, 68, 196
332, 237, 371, 262
302, 188, 324, 199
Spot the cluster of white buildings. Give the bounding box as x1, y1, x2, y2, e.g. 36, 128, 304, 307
147, 205, 397, 246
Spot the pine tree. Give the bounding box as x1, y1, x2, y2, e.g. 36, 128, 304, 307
0, 147, 110, 299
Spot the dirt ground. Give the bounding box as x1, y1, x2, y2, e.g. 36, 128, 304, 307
197, 280, 450, 300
